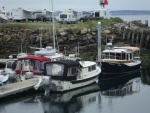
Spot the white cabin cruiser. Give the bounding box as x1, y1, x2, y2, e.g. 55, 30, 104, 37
41, 59, 101, 92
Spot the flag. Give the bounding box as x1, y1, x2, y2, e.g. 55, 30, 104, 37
104, 0, 108, 5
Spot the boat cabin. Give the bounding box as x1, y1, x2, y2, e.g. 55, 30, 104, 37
33, 46, 64, 61
44, 60, 80, 81
0, 59, 17, 73
102, 44, 140, 61
15, 56, 50, 75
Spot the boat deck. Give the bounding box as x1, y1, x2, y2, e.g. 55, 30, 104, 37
0, 77, 39, 98
0, 59, 10, 64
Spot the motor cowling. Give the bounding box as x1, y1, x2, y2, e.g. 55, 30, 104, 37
9, 71, 17, 83
25, 72, 34, 80
41, 76, 51, 86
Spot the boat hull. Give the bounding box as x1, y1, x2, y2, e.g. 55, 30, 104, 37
50, 74, 100, 93
101, 61, 141, 77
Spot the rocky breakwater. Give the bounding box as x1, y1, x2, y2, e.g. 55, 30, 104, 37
0, 26, 115, 58
0, 20, 150, 59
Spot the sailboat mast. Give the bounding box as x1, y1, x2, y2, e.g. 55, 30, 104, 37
98, 22, 101, 63
51, 0, 55, 49
39, 27, 42, 48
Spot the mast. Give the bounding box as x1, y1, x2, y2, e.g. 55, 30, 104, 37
98, 22, 101, 64
39, 27, 42, 48
51, 0, 55, 49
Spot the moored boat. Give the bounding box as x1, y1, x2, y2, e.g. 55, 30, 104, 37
15, 55, 51, 76
100, 43, 141, 76
0, 73, 9, 86
37, 59, 101, 93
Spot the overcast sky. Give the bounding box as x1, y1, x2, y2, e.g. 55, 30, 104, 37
0, 0, 150, 12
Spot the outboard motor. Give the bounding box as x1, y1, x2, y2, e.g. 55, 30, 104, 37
42, 76, 51, 96
9, 71, 17, 83
34, 76, 51, 96
25, 72, 34, 80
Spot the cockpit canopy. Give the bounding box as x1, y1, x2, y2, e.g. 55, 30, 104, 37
44, 60, 80, 81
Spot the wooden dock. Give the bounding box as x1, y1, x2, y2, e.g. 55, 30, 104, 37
0, 59, 11, 64
0, 78, 39, 98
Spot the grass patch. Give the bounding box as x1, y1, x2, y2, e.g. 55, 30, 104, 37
0, 17, 124, 30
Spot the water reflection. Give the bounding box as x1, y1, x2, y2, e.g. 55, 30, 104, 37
23, 84, 101, 113
141, 68, 150, 85
0, 70, 144, 113
99, 71, 141, 97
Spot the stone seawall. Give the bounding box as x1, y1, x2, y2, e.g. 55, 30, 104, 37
0, 21, 150, 58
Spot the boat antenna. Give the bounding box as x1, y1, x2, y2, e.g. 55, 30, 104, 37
55, 31, 59, 52
21, 44, 23, 53
39, 27, 42, 48
78, 42, 80, 57
110, 35, 114, 43
51, 0, 55, 49
98, 22, 101, 65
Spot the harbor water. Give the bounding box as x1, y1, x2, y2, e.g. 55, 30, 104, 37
0, 14, 150, 113
0, 69, 150, 113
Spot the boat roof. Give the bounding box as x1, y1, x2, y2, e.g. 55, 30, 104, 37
18, 55, 51, 62
114, 46, 140, 52
46, 60, 80, 67
103, 46, 140, 53
79, 61, 96, 68
103, 49, 131, 53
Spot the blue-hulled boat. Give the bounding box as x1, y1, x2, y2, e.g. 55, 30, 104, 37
100, 43, 141, 76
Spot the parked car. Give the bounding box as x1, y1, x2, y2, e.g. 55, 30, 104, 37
58, 13, 77, 24
79, 13, 100, 22
36, 14, 52, 22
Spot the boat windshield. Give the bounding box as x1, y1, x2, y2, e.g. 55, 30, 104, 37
46, 63, 64, 76
102, 52, 133, 60
7, 62, 12, 69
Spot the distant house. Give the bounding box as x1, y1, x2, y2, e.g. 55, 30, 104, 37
0, 13, 8, 23
1, 11, 12, 20
11, 8, 52, 22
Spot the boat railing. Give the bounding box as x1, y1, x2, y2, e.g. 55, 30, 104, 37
101, 54, 125, 60
133, 56, 140, 61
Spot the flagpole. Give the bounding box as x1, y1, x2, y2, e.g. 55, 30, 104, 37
51, 0, 55, 49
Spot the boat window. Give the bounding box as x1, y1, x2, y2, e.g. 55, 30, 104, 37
127, 53, 132, 60
24, 60, 29, 66
71, 67, 77, 76
46, 63, 64, 76
116, 53, 121, 60
29, 60, 34, 70
130, 53, 133, 59
23, 60, 30, 71
0, 63, 5, 69
35, 60, 41, 71
88, 67, 91, 71
88, 65, 96, 72
121, 53, 126, 60
7, 62, 12, 68
105, 53, 109, 59
16, 61, 22, 70
109, 53, 116, 59
11, 61, 17, 70
41, 62, 46, 70
92, 65, 96, 70
102, 53, 116, 59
